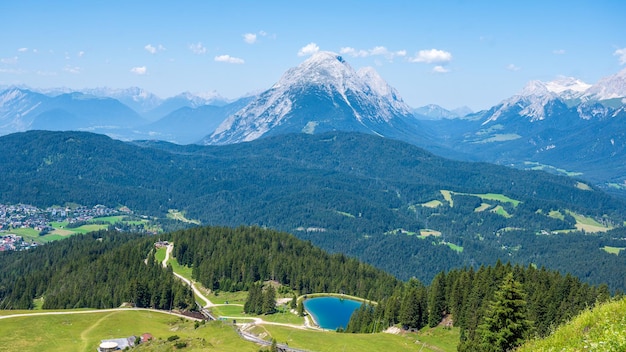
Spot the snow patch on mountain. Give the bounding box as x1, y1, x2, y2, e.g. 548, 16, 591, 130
583, 68, 626, 101
544, 76, 591, 99
485, 80, 561, 123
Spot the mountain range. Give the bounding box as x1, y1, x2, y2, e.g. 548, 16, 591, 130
1, 53, 625, 191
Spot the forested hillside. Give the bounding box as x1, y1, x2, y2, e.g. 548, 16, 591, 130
0, 231, 194, 310
0, 225, 615, 351
169, 226, 401, 300
1, 130, 626, 290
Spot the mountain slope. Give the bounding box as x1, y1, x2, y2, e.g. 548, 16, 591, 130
518, 297, 626, 351
426, 70, 626, 191
203, 51, 424, 145
2, 130, 626, 289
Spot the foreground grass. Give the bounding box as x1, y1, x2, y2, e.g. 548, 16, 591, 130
0, 310, 258, 352
256, 324, 459, 352
518, 297, 626, 351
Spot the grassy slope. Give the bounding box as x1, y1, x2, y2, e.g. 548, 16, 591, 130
518, 297, 626, 351
257, 324, 460, 352
0, 310, 258, 352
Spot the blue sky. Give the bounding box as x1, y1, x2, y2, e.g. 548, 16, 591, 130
1, 0, 624, 110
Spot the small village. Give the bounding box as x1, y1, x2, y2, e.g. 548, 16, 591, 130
0, 203, 130, 251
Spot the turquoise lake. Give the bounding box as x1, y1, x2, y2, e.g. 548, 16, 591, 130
303, 296, 362, 330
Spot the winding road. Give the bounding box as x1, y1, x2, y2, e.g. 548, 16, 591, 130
163, 243, 214, 308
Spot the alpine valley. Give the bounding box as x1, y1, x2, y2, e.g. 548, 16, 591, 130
2, 51, 626, 351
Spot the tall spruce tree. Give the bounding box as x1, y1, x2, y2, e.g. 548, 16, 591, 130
428, 272, 447, 327
476, 273, 533, 352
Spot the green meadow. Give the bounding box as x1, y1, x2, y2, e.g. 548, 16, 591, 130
0, 310, 258, 352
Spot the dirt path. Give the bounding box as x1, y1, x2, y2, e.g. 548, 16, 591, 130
0, 308, 202, 321
163, 243, 214, 308
80, 310, 118, 351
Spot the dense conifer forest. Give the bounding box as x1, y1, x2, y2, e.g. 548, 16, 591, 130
0, 230, 194, 310
170, 226, 402, 300
1, 130, 626, 292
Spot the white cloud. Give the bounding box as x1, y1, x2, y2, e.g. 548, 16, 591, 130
433, 65, 450, 73
340, 46, 406, 61
409, 49, 452, 64
553, 49, 566, 55
17, 47, 28, 53
214, 54, 245, 64
189, 42, 207, 55
506, 63, 521, 71
78, 51, 85, 57
130, 66, 147, 75
0, 56, 18, 64
145, 44, 157, 54
615, 48, 626, 65
63, 65, 82, 74
298, 42, 319, 56
340, 47, 368, 57
243, 33, 257, 44
145, 44, 165, 54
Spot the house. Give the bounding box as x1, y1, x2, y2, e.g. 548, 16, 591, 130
141, 333, 154, 343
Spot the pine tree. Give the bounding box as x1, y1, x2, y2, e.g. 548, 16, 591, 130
476, 273, 533, 352
428, 272, 447, 327
290, 294, 297, 310
297, 300, 304, 317
262, 285, 277, 314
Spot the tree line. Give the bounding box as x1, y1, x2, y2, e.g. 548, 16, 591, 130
343, 260, 613, 351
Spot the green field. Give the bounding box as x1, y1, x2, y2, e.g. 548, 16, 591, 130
491, 205, 512, 218
567, 211, 611, 233
440, 190, 453, 207
10, 215, 152, 244
547, 210, 565, 220
167, 209, 201, 225
443, 190, 521, 208
473, 133, 522, 143
602, 246, 625, 255
154, 247, 166, 263
254, 324, 460, 352
445, 242, 464, 253
474, 203, 491, 212
524, 161, 584, 177
336, 210, 356, 218
166, 256, 194, 281
210, 304, 245, 317
421, 200, 443, 208
209, 291, 249, 305
0, 310, 258, 352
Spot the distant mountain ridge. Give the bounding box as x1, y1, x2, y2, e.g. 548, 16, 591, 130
425, 68, 626, 192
